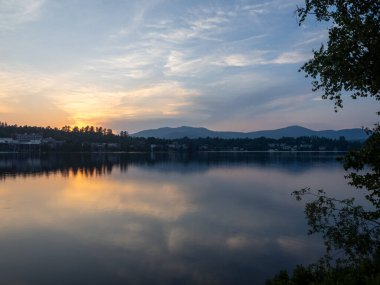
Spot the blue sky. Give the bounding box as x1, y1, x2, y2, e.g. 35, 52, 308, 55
0, 0, 377, 132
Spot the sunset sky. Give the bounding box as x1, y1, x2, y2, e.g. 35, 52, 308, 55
0, 0, 377, 133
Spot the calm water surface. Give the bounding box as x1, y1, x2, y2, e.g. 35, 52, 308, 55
0, 152, 353, 284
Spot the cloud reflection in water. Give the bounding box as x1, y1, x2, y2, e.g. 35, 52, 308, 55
0, 153, 348, 284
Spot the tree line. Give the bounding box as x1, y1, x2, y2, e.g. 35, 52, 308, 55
0, 121, 362, 152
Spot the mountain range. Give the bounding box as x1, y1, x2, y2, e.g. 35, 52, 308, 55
131, 125, 368, 141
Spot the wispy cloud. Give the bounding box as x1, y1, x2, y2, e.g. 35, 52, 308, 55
0, 0, 45, 29
241, 3, 269, 17
163, 48, 308, 78
143, 6, 234, 43
118, 82, 199, 117
216, 51, 270, 67
241, 0, 297, 15
110, 0, 164, 39
295, 30, 328, 48
185, 9, 232, 36
0, 0, 370, 132
268, 51, 311, 64
102, 1, 304, 82
164, 50, 205, 77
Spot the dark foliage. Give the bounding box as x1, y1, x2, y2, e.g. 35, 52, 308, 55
266, 252, 380, 285
298, 0, 380, 109
0, 121, 361, 153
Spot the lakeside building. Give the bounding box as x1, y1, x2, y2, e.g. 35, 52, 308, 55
0, 138, 16, 144
15, 133, 43, 144
0, 133, 65, 151
90, 142, 120, 151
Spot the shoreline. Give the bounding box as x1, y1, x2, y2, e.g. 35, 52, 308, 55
0, 150, 348, 154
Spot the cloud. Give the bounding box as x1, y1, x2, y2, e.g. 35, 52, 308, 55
0, 58, 201, 129
186, 10, 232, 34
216, 51, 269, 67
0, 93, 71, 127
241, 0, 297, 15
90, 50, 161, 80
0, 66, 116, 126
110, 0, 165, 39
295, 30, 328, 48
277, 236, 309, 254
0, 0, 368, 132
164, 50, 204, 76
164, 48, 308, 77
241, 3, 268, 16
222, 54, 253, 67
0, 0, 44, 29
226, 235, 252, 250
97, 53, 153, 70
215, 50, 311, 67
0, 67, 74, 126
103, 1, 307, 81
118, 81, 199, 117
144, 5, 234, 44
269, 51, 310, 64
164, 49, 272, 77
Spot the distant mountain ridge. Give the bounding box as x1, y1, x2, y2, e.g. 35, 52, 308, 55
131, 125, 368, 141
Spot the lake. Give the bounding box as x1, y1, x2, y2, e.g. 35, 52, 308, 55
0, 152, 354, 284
